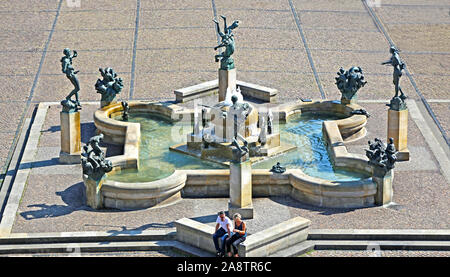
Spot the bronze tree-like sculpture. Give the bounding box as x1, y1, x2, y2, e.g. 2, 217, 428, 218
81, 134, 112, 181
335, 66, 367, 103
95, 67, 124, 108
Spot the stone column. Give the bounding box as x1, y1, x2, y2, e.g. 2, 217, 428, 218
83, 174, 105, 209
387, 108, 409, 161
372, 167, 394, 206
59, 110, 81, 164
228, 160, 253, 219
218, 68, 236, 102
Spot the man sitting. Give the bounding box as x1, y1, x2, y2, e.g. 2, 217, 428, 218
212, 211, 233, 257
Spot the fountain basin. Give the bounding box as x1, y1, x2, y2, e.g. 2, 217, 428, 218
87, 100, 382, 210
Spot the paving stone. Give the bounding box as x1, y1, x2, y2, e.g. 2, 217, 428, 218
60, 0, 137, 11
0, 11, 56, 31
235, 48, 311, 73
0, 52, 42, 76
0, 76, 34, 102
0, 102, 27, 132
292, 0, 366, 11
140, 0, 210, 10
411, 75, 450, 99
48, 29, 135, 51
377, 6, 450, 25
303, 29, 388, 51
0, 30, 49, 51
140, 9, 212, 29
135, 49, 215, 74
299, 11, 378, 30
137, 28, 216, 49
55, 10, 136, 31
215, 0, 291, 10
428, 103, 450, 138
0, 0, 60, 12
385, 24, 450, 53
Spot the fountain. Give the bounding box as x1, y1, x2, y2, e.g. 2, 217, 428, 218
82, 15, 398, 211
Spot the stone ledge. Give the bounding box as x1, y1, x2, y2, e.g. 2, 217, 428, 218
174, 216, 310, 257
173, 79, 278, 103
174, 79, 219, 103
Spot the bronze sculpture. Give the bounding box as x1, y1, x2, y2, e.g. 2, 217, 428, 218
365, 137, 397, 172
382, 46, 407, 110
335, 66, 367, 103
213, 15, 239, 70
95, 67, 124, 108
60, 48, 81, 111
81, 134, 113, 181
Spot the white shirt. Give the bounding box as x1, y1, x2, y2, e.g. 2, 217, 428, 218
216, 216, 233, 232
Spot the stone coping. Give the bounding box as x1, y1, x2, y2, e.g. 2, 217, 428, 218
173, 79, 278, 103
174, 216, 310, 257
91, 100, 374, 209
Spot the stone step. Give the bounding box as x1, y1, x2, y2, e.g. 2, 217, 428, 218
0, 230, 176, 245
312, 240, 450, 251
0, 240, 212, 257
268, 241, 315, 257
308, 229, 450, 241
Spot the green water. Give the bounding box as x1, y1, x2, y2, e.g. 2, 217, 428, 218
107, 112, 368, 183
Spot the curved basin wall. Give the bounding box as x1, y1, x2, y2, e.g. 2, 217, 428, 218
88, 100, 377, 210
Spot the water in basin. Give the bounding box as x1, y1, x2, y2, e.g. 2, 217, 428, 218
107, 112, 368, 182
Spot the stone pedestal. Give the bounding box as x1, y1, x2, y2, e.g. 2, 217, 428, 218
59, 111, 81, 164
83, 174, 105, 209
228, 160, 253, 219
387, 109, 409, 161
219, 68, 236, 102
372, 167, 394, 206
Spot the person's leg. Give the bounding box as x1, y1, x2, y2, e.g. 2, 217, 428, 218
226, 235, 239, 257
220, 233, 230, 256
212, 229, 226, 253
232, 237, 246, 256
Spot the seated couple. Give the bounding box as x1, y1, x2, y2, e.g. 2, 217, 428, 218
212, 211, 247, 257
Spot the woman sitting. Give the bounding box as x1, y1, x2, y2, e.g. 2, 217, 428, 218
225, 213, 247, 257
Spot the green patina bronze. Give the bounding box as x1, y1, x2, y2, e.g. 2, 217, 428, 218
213, 15, 239, 70
335, 66, 367, 103
60, 48, 81, 112
382, 46, 407, 111
95, 67, 124, 108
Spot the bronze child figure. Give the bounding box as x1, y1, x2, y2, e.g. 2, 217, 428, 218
61, 48, 81, 109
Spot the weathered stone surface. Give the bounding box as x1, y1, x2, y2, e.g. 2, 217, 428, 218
218, 68, 237, 102
388, 108, 409, 161
59, 111, 81, 154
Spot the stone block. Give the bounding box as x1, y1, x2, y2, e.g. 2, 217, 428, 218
373, 168, 394, 206
388, 108, 409, 161
218, 68, 237, 102
229, 161, 252, 208
174, 79, 219, 103
228, 201, 254, 219
83, 174, 104, 209
59, 111, 81, 164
